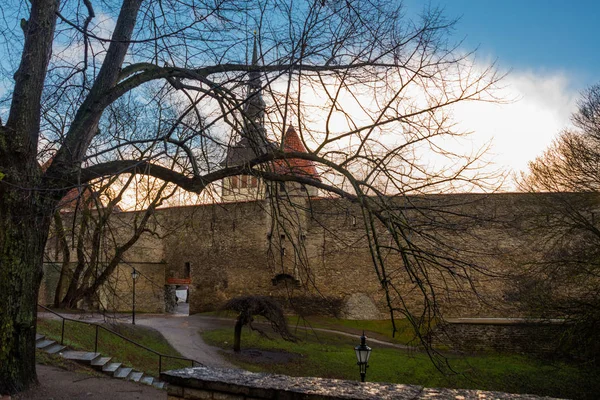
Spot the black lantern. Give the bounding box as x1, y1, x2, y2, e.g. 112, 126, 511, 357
354, 331, 372, 382
131, 269, 139, 325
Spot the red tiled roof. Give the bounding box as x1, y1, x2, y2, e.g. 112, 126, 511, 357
274, 126, 320, 181
41, 156, 91, 211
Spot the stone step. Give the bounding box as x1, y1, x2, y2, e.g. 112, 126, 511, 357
90, 356, 111, 369
140, 376, 154, 386
152, 381, 165, 390
102, 362, 122, 373
61, 351, 101, 364
35, 339, 56, 349
128, 371, 143, 382
35, 330, 168, 390
44, 344, 66, 354
114, 367, 133, 379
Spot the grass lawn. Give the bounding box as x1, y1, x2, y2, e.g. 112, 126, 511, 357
37, 318, 192, 376
202, 312, 424, 345
288, 315, 424, 345
202, 326, 600, 400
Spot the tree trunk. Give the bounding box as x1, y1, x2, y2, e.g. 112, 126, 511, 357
0, 178, 53, 394
233, 318, 243, 353
0, 0, 59, 391
52, 212, 71, 308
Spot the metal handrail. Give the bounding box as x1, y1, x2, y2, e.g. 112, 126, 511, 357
37, 304, 202, 373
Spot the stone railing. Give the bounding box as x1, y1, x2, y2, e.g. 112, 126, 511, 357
161, 367, 552, 399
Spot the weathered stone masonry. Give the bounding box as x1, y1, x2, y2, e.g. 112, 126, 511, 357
42, 192, 598, 323
161, 366, 553, 399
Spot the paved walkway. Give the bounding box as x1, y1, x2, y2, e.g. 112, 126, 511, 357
38, 307, 237, 369
135, 313, 237, 369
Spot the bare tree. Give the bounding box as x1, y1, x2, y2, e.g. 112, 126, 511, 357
47, 174, 175, 309
0, 0, 500, 393
517, 83, 600, 363
521, 84, 600, 192
224, 295, 295, 352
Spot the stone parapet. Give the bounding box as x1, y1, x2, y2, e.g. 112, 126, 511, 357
161, 367, 555, 399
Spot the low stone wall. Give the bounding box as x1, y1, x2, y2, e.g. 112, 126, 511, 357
161, 367, 553, 399
436, 318, 567, 355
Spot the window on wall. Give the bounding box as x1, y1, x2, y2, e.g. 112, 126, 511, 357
231, 176, 239, 188
251, 176, 258, 187
185, 262, 191, 278
241, 175, 248, 188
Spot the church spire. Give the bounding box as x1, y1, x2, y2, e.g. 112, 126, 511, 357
243, 32, 266, 145
248, 33, 260, 91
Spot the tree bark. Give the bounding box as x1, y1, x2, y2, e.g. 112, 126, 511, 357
0, 169, 54, 394
233, 317, 243, 353
0, 0, 59, 391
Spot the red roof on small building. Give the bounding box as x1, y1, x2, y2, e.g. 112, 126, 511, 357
274, 126, 320, 181
41, 157, 92, 211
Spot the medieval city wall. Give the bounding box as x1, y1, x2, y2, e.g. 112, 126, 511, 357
41, 208, 169, 313
156, 192, 575, 318
41, 192, 599, 320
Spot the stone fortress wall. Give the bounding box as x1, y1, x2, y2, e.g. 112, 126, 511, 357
41, 191, 598, 321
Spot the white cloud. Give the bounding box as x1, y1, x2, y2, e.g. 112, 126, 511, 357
53, 12, 116, 65
453, 70, 579, 181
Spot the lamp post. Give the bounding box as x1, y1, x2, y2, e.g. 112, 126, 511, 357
131, 268, 139, 325
354, 331, 372, 382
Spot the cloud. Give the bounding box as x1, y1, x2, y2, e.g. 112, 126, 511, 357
453, 70, 579, 179
53, 12, 116, 65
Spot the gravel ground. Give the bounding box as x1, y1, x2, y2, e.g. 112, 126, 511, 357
11, 365, 166, 400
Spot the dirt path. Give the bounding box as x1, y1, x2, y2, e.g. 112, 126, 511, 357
12, 364, 166, 400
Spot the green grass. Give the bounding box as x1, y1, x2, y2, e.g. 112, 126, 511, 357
37, 318, 192, 376
287, 315, 423, 345
201, 312, 423, 345
202, 327, 600, 400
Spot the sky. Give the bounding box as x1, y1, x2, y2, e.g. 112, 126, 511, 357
1, 0, 597, 192
403, 0, 599, 183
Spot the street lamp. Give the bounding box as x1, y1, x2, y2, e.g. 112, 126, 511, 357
354, 331, 372, 382
131, 268, 139, 325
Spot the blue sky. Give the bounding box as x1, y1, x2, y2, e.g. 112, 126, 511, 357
400, 0, 598, 180
406, 0, 599, 88
1, 1, 596, 183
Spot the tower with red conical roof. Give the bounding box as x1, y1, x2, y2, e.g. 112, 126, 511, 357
221, 36, 320, 202
272, 126, 320, 198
